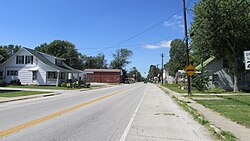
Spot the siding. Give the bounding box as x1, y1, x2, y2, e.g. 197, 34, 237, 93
86, 72, 121, 83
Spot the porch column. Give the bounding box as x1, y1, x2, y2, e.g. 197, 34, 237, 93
64, 72, 67, 83
56, 71, 60, 87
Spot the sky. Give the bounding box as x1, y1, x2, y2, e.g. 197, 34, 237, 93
0, 0, 197, 77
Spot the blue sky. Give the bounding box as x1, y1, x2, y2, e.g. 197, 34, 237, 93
0, 0, 196, 77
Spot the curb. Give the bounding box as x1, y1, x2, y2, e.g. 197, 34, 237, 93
0, 93, 60, 103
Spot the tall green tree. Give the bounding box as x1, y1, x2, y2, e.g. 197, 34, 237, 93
191, 0, 250, 91
35, 40, 83, 69
147, 65, 160, 80
128, 67, 142, 81
110, 48, 133, 69
0, 44, 21, 63
165, 39, 186, 76
82, 53, 107, 69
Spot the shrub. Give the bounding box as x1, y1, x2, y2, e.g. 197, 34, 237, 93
193, 72, 210, 92
66, 83, 71, 88
60, 82, 66, 87
9, 79, 22, 85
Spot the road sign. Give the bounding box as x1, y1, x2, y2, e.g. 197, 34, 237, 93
244, 50, 250, 70
184, 64, 197, 76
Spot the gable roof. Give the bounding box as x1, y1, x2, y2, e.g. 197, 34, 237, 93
196, 56, 216, 70
2, 47, 81, 73
23, 48, 71, 72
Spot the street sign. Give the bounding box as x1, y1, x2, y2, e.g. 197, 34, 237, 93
184, 64, 197, 76
244, 50, 250, 70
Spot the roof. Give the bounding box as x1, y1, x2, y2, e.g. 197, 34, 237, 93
196, 56, 216, 70
19, 47, 81, 73
23, 48, 70, 72
37, 51, 65, 60
84, 69, 121, 73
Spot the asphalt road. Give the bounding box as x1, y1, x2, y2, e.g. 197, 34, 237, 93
0, 83, 214, 141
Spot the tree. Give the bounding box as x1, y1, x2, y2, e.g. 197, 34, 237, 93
128, 67, 142, 81
82, 53, 107, 69
165, 39, 186, 76
147, 65, 160, 81
191, 0, 250, 91
35, 40, 83, 69
0, 44, 21, 63
110, 48, 133, 69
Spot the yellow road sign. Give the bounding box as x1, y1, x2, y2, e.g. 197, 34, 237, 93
184, 64, 197, 76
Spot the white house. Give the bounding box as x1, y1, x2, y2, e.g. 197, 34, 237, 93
0, 47, 85, 86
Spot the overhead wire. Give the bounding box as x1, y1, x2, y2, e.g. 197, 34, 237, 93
83, 9, 183, 55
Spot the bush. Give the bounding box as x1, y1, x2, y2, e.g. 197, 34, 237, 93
60, 82, 66, 87
9, 79, 21, 85
66, 83, 71, 88
193, 72, 210, 92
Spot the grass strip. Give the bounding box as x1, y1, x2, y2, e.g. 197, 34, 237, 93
171, 96, 236, 141
0, 90, 50, 97
196, 96, 250, 128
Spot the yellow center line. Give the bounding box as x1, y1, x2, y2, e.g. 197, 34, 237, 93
0, 86, 136, 138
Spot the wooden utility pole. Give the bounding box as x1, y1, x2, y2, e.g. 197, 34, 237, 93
182, 0, 191, 96
161, 53, 165, 85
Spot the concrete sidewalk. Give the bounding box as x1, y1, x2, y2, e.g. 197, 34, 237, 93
124, 84, 214, 141
161, 86, 250, 141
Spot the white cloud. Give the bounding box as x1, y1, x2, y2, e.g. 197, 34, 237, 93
163, 15, 184, 29
173, 15, 182, 19
144, 40, 172, 49
164, 21, 174, 27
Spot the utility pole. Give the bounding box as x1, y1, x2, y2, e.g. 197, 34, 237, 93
182, 0, 191, 96
161, 53, 165, 85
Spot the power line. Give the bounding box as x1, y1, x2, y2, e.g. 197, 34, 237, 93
84, 10, 183, 55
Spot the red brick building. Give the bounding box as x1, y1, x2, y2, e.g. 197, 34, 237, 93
84, 69, 121, 83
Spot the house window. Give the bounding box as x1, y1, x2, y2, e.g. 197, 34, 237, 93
212, 74, 219, 84
47, 71, 57, 79
32, 71, 37, 80
16, 56, 24, 64
55, 59, 62, 66
25, 55, 33, 64
60, 72, 65, 79
7, 70, 18, 76
0, 71, 3, 79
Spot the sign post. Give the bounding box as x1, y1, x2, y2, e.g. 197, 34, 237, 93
244, 51, 250, 70
184, 64, 197, 96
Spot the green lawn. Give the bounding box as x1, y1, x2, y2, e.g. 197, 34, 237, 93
196, 96, 250, 128
162, 83, 247, 94
0, 90, 50, 97
4, 85, 80, 90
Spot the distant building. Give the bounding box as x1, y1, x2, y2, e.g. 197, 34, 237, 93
84, 69, 121, 83
0, 47, 84, 85
196, 56, 250, 91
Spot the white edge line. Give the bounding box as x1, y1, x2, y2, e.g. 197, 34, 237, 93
119, 85, 149, 141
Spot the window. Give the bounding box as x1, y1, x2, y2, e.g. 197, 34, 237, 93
32, 71, 37, 80
25, 55, 33, 64
0, 71, 3, 79
47, 71, 57, 79
60, 72, 65, 79
16, 56, 24, 64
55, 59, 62, 66
7, 70, 18, 76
